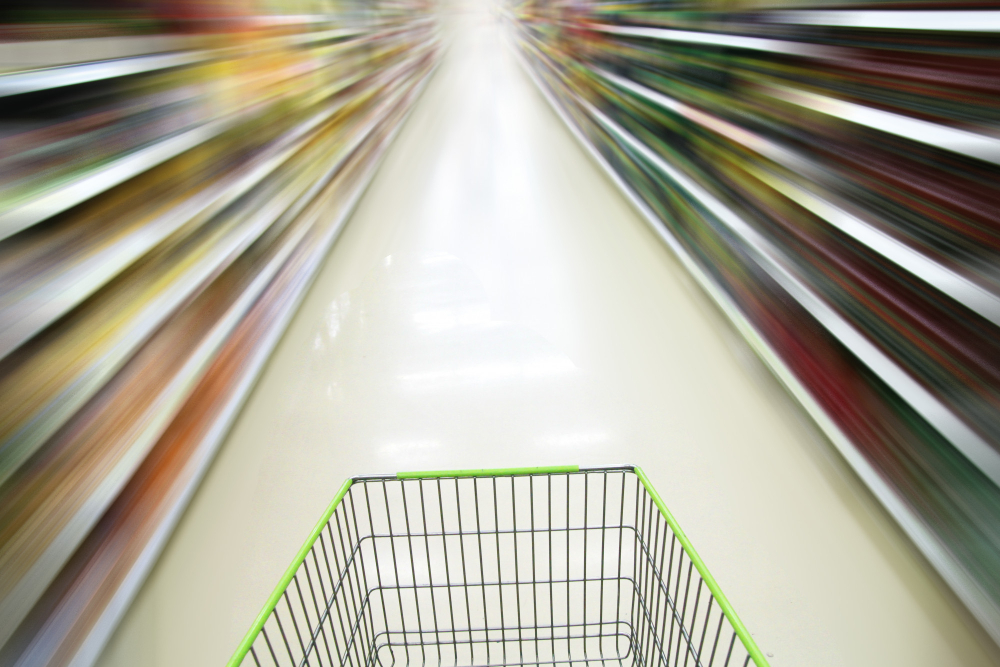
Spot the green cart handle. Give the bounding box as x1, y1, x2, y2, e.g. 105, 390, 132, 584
397, 464, 580, 478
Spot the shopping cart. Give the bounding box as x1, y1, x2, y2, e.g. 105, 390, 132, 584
228, 465, 769, 667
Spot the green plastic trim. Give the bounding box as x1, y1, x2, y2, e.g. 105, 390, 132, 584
634, 466, 769, 667
397, 465, 579, 479
226, 477, 354, 667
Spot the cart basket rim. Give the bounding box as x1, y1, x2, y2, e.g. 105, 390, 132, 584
226, 463, 769, 667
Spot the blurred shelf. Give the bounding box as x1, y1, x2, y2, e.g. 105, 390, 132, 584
763, 10, 1000, 32
0, 7, 440, 665
0, 52, 208, 98
593, 66, 1000, 326
0, 40, 424, 362
511, 3, 1000, 644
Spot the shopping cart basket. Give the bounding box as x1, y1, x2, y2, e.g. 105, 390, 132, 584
228, 465, 769, 667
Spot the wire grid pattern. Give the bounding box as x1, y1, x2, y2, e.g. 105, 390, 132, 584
239, 468, 756, 667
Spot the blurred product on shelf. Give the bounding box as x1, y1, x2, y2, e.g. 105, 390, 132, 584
0, 1, 439, 664
509, 0, 1000, 647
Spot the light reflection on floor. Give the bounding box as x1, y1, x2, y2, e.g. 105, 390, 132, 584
304, 250, 613, 471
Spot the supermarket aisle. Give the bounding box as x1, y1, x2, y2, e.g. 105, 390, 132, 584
96, 1, 1000, 666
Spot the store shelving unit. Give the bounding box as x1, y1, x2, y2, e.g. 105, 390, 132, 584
509, 4, 1000, 646
0, 6, 440, 666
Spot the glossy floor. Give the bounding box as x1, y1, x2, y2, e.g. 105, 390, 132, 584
96, 2, 1000, 666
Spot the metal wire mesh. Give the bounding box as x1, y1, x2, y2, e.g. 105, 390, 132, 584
237, 466, 759, 667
